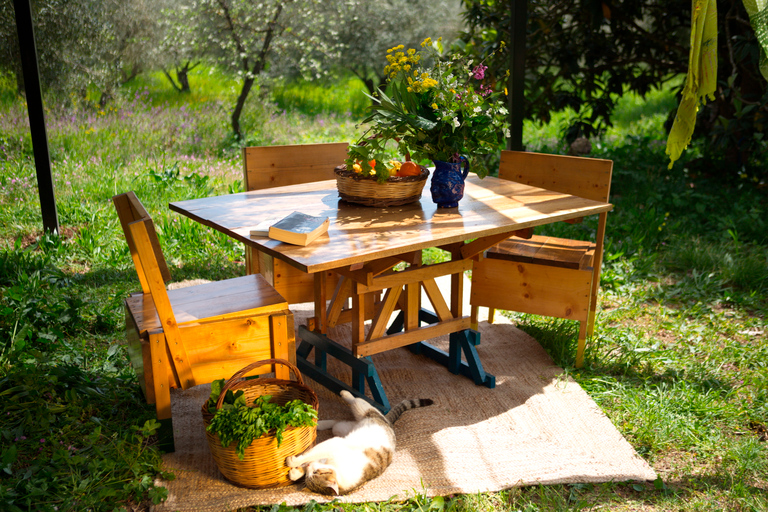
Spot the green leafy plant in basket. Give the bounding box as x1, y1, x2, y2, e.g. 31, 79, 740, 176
346, 37, 511, 181
206, 379, 317, 460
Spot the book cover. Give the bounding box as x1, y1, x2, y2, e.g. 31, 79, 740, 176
268, 212, 330, 246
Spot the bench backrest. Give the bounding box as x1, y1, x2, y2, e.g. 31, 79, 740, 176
242, 142, 349, 191
112, 191, 171, 292
498, 150, 613, 203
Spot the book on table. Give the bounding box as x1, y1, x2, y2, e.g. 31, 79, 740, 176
249, 216, 284, 237
265, 212, 330, 246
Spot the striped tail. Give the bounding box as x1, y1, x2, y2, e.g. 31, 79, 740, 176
385, 398, 434, 424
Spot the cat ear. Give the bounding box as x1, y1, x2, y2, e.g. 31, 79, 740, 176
318, 458, 328, 464
328, 481, 340, 495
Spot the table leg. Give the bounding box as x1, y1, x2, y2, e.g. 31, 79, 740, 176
389, 308, 496, 389
296, 326, 391, 413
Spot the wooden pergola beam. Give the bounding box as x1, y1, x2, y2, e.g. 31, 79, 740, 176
13, 0, 59, 234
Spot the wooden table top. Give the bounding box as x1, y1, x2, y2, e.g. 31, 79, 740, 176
170, 175, 613, 274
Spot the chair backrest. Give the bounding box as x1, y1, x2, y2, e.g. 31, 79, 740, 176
112, 191, 172, 293
498, 150, 613, 203
242, 142, 349, 191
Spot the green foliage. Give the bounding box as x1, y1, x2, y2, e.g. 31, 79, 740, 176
206, 385, 317, 460
0, 364, 171, 511
461, 0, 768, 179
0, 67, 767, 511
270, 76, 370, 118
0, 248, 92, 362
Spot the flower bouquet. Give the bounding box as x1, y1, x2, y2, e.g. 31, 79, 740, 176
341, 37, 510, 207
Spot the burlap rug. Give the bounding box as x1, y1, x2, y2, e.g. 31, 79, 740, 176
152, 300, 656, 512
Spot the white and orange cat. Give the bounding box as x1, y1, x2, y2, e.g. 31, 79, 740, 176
285, 390, 433, 495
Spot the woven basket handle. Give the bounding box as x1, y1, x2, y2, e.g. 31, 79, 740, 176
216, 358, 304, 409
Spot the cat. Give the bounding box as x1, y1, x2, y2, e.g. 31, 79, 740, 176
285, 389, 433, 496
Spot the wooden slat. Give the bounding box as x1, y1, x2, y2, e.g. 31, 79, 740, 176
470, 257, 592, 322
367, 286, 402, 341
421, 278, 453, 322
270, 313, 293, 379
242, 142, 349, 190
355, 317, 471, 357
487, 235, 594, 270
126, 274, 289, 333
113, 192, 171, 283
327, 276, 353, 328
354, 259, 472, 293
148, 332, 172, 420
460, 231, 514, 260
499, 150, 613, 203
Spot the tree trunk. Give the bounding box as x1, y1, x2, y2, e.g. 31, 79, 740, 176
231, 76, 255, 139
228, 3, 283, 139
178, 67, 191, 92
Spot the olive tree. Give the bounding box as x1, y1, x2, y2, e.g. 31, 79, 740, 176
196, 0, 291, 138
1, 0, 161, 103
267, 0, 465, 97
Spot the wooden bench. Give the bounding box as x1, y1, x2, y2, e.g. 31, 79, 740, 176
242, 143, 347, 304
114, 191, 295, 451
470, 150, 613, 368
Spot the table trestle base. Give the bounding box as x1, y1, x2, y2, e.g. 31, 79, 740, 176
388, 309, 496, 389
296, 326, 391, 413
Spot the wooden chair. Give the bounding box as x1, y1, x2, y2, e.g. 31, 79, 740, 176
113, 191, 295, 451
242, 142, 347, 304
470, 151, 613, 368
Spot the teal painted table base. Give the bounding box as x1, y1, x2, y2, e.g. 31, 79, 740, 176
296, 309, 495, 413
388, 309, 496, 388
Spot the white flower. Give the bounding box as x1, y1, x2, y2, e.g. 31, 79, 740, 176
499, 106, 509, 115
452, 118, 460, 128
504, 128, 511, 138
473, 106, 482, 113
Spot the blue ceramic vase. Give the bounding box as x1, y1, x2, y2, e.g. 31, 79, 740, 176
430, 157, 469, 208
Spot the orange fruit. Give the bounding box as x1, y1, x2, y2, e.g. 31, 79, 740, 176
397, 161, 421, 177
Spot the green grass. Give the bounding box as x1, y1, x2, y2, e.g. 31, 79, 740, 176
1, 70, 767, 511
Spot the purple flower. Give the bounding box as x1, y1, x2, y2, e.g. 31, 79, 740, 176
472, 64, 487, 80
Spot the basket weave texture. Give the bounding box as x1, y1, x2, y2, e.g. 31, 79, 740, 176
201, 359, 318, 489
334, 164, 429, 207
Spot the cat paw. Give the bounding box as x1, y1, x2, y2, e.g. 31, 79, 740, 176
288, 467, 304, 481
316, 419, 336, 431
340, 390, 354, 401
285, 455, 297, 467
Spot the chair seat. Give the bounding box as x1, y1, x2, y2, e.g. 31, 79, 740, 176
486, 235, 595, 270
126, 273, 289, 335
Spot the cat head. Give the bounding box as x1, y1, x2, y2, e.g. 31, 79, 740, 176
304, 461, 340, 496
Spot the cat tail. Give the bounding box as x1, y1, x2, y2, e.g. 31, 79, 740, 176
385, 398, 434, 424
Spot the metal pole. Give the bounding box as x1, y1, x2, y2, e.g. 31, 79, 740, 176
507, 0, 527, 151
13, 0, 59, 233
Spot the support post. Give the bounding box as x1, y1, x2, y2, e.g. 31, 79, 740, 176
13, 0, 59, 233
507, 0, 527, 151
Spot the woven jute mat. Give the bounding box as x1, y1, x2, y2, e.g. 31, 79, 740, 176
153, 301, 656, 511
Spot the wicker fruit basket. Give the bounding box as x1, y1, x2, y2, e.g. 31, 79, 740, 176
334, 164, 429, 207
201, 359, 318, 489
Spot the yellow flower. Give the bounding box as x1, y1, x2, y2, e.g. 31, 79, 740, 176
431, 103, 438, 110
353, 163, 362, 173
421, 37, 432, 47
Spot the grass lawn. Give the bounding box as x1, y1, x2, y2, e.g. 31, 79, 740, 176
0, 69, 766, 511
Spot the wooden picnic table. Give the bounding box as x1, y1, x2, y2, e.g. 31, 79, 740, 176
170, 174, 613, 412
